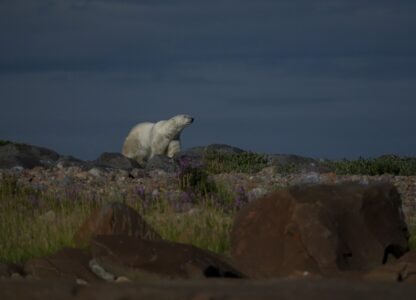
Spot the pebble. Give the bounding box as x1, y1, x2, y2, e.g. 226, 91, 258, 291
1, 165, 415, 224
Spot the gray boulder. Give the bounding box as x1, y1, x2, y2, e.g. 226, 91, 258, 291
93, 152, 141, 170
266, 154, 330, 173
0, 141, 61, 169
145, 155, 178, 173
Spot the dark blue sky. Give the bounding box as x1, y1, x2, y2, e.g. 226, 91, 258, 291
1, 0, 415, 159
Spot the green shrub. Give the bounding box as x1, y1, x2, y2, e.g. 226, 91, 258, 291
203, 150, 268, 174
324, 155, 416, 176
0, 140, 10, 146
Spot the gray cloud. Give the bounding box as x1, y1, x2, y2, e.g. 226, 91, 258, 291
1, 0, 415, 159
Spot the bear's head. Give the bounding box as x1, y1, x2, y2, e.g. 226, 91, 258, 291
172, 114, 194, 128
159, 114, 194, 140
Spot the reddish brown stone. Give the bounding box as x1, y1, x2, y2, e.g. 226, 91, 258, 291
365, 251, 416, 283
73, 202, 161, 247
24, 248, 99, 283
231, 182, 409, 278
90, 235, 245, 280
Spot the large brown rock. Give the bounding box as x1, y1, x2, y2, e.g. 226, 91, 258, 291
90, 235, 245, 280
73, 202, 161, 247
0, 262, 25, 278
24, 248, 99, 283
365, 250, 416, 283
231, 182, 409, 278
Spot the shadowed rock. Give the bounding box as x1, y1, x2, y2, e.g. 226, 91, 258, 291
73, 203, 161, 247
93, 152, 141, 170
90, 235, 245, 280
145, 155, 178, 173
0, 141, 60, 169
0, 262, 25, 278
365, 251, 416, 283
2, 277, 416, 300
24, 248, 99, 283
231, 182, 409, 278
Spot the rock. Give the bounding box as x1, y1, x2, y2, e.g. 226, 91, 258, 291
73, 202, 161, 247
0, 262, 25, 278
55, 155, 89, 169
247, 187, 268, 202
88, 167, 103, 177
0, 280, 78, 300
90, 235, 245, 280
24, 248, 100, 283
365, 251, 416, 283
145, 155, 178, 173
266, 154, 330, 173
3, 277, 416, 300
231, 182, 409, 278
0, 141, 61, 169
129, 168, 146, 178
93, 152, 141, 170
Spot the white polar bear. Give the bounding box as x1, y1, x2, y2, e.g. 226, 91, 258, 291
122, 114, 194, 164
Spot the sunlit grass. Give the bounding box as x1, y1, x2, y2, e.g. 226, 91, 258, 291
0, 175, 238, 263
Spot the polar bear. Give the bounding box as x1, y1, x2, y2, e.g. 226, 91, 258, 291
122, 114, 194, 164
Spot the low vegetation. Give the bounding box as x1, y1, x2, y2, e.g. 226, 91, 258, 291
324, 155, 416, 176
0, 140, 10, 146
1, 150, 416, 264
0, 174, 238, 263
202, 150, 269, 174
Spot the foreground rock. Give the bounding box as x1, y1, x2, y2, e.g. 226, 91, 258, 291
365, 251, 416, 283
24, 248, 99, 283
1, 278, 416, 300
231, 182, 409, 278
91, 235, 245, 280
73, 203, 161, 247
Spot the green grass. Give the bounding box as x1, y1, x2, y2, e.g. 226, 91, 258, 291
202, 150, 268, 174
0, 175, 237, 264
0, 140, 10, 146
1, 157, 416, 265
325, 155, 416, 176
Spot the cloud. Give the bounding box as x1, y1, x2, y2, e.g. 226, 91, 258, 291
0, 0, 415, 159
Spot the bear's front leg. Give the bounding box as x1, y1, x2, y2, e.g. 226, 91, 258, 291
167, 140, 181, 158
150, 135, 171, 158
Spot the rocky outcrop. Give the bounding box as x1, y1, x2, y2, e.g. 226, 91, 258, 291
90, 235, 244, 280
266, 154, 330, 173
231, 182, 409, 278
24, 248, 99, 283
145, 155, 178, 173
92, 152, 141, 170
73, 202, 161, 247
0, 141, 60, 169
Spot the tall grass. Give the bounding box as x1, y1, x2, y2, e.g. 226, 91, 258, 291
0, 174, 238, 263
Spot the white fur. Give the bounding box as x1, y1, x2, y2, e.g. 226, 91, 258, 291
122, 114, 193, 164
